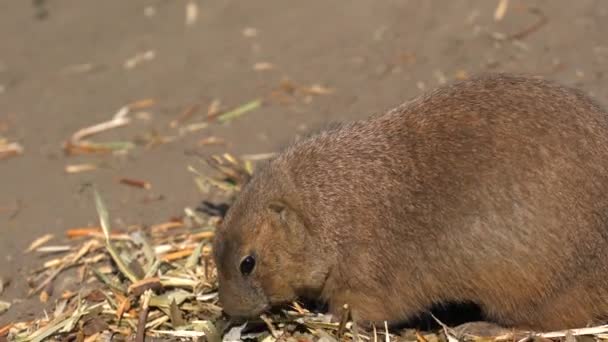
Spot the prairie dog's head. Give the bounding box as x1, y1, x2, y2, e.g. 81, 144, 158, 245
212, 161, 330, 319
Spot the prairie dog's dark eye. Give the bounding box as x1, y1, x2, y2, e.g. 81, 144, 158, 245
240, 255, 256, 276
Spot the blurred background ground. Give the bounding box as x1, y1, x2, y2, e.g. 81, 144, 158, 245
0, 0, 607, 326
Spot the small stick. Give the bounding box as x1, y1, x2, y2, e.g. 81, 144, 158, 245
540, 325, 608, 338
65, 163, 98, 174
161, 248, 195, 262
149, 221, 183, 232
0, 323, 13, 336
128, 98, 156, 110
119, 178, 152, 190
260, 314, 280, 338
337, 304, 350, 338
507, 7, 547, 41
384, 321, 390, 342
69, 106, 130, 146
415, 331, 429, 342
135, 289, 153, 342
373, 324, 378, 342
170, 104, 200, 128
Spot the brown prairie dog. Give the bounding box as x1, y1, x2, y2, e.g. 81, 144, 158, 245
212, 73, 608, 331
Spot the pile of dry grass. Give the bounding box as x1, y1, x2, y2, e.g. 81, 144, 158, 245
4, 154, 608, 342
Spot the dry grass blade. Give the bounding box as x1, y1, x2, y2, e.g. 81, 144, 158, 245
337, 304, 350, 338
430, 314, 458, 342
128, 98, 156, 110
260, 314, 280, 338
36, 245, 71, 253
65, 106, 134, 154
25, 233, 54, 253
169, 298, 186, 327
494, 0, 509, 21
539, 325, 608, 338
240, 152, 277, 161
28, 239, 96, 296
385, 321, 390, 342
151, 329, 207, 337
373, 324, 378, 342
0, 300, 10, 314
93, 187, 140, 283
185, 241, 205, 269
65, 163, 98, 173
26, 301, 104, 342
217, 99, 262, 123
302, 84, 334, 95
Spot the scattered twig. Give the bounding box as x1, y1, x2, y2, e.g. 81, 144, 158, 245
65, 163, 98, 174
337, 304, 350, 338
119, 178, 152, 190
170, 104, 200, 128
539, 325, 608, 338
64, 106, 134, 154
135, 290, 153, 342
0, 323, 13, 337
260, 314, 281, 338
507, 7, 547, 41
25, 234, 55, 253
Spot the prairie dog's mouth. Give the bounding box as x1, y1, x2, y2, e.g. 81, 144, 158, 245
222, 301, 270, 320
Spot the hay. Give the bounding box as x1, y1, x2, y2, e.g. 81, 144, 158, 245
5, 154, 608, 341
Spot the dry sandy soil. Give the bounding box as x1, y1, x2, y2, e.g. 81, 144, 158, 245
1, 0, 607, 327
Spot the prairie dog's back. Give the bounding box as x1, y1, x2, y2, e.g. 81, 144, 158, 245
279, 74, 608, 238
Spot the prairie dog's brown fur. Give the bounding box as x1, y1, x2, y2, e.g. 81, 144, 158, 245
212, 73, 608, 331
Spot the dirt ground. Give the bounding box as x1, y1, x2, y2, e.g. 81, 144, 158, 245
1, 0, 607, 327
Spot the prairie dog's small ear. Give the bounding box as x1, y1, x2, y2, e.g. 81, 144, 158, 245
268, 201, 307, 238
268, 202, 287, 222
